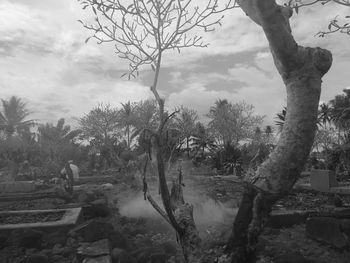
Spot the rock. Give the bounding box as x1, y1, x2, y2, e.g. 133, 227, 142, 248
132, 247, 166, 263
25, 248, 37, 255
150, 252, 167, 263
26, 254, 48, 263
274, 252, 313, 263
78, 192, 89, 203
306, 217, 348, 249
108, 230, 129, 250
52, 244, 64, 255
160, 241, 177, 255
77, 239, 110, 257
50, 255, 66, 262
111, 248, 136, 263
71, 220, 114, 242
83, 255, 112, 263
66, 237, 79, 248
88, 199, 110, 218
0, 234, 8, 249
20, 229, 43, 249
43, 231, 67, 247
101, 183, 114, 190
133, 237, 153, 248
62, 246, 75, 256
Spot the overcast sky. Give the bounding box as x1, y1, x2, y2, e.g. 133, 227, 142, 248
0, 0, 349, 127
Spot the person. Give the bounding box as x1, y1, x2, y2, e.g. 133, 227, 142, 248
60, 160, 79, 194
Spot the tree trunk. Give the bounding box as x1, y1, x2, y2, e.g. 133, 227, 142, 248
154, 137, 202, 262
226, 1, 332, 262
187, 137, 190, 159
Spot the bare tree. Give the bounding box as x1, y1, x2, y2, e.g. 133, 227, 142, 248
286, 0, 350, 36
78, 0, 236, 261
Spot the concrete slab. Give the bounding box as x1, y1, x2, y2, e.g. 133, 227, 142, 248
83, 255, 111, 263
75, 176, 116, 185
0, 207, 82, 230
296, 183, 350, 195
0, 189, 59, 202
310, 170, 338, 192
0, 181, 36, 193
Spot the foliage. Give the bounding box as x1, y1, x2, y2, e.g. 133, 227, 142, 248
0, 96, 35, 137
174, 106, 199, 158
38, 118, 82, 164
208, 99, 264, 146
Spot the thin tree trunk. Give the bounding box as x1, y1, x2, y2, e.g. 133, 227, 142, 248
187, 137, 190, 159
226, 1, 332, 262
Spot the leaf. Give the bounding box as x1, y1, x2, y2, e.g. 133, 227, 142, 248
85, 37, 91, 43
151, 64, 155, 72
92, 6, 97, 15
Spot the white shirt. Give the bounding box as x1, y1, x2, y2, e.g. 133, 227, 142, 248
61, 164, 80, 179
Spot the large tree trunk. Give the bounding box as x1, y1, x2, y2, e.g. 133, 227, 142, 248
226, 1, 332, 262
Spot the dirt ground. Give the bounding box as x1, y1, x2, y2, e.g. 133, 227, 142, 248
1, 173, 350, 262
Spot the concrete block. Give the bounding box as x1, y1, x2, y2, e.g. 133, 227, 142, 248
310, 170, 338, 192
0, 181, 36, 193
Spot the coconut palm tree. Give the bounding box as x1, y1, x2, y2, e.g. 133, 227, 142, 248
318, 103, 332, 128
174, 106, 198, 158
119, 101, 136, 149
0, 96, 35, 137
38, 118, 81, 161
191, 122, 217, 158
275, 106, 287, 132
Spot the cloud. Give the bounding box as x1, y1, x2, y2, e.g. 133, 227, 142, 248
1, 0, 350, 130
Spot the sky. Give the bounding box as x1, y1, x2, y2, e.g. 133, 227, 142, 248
0, 0, 349, 127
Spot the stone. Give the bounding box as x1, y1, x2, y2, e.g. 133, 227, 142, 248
26, 254, 48, 263
83, 255, 112, 263
78, 192, 89, 203
50, 255, 66, 262
306, 217, 348, 249
43, 231, 67, 247
19, 229, 43, 249
52, 244, 64, 255
0, 234, 8, 249
160, 241, 177, 255
77, 239, 110, 257
101, 183, 114, 190
71, 220, 114, 242
108, 230, 129, 250
111, 248, 136, 263
66, 237, 79, 248
310, 169, 338, 192
274, 252, 317, 263
88, 199, 110, 218
132, 247, 166, 263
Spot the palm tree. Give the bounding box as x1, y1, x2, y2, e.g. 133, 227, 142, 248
329, 89, 350, 143
318, 103, 332, 129
174, 106, 198, 158
131, 99, 159, 144
275, 106, 287, 132
0, 96, 35, 137
208, 99, 232, 146
191, 122, 217, 158
119, 101, 136, 149
38, 118, 81, 161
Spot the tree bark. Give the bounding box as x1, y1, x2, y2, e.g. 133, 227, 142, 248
226, 1, 332, 262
